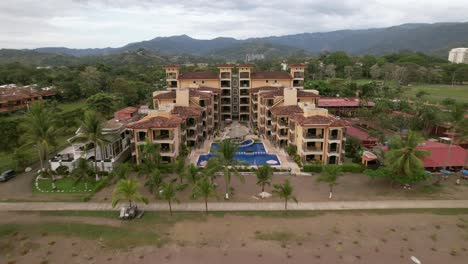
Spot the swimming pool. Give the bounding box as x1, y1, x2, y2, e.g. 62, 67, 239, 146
197, 142, 281, 166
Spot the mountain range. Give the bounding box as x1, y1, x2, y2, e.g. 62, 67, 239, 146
3, 22, 468, 63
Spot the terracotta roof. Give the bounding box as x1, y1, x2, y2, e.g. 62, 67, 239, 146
290, 114, 348, 127
217, 64, 235, 68
251, 71, 292, 80
259, 89, 284, 98
297, 90, 320, 97
270, 105, 303, 116
126, 116, 182, 129
0, 87, 55, 103
179, 71, 218, 80
318, 98, 375, 107
116, 106, 138, 114
288, 64, 306, 68
172, 106, 203, 118
154, 91, 176, 100
417, 141, 467, 167
346, 126, 378, 142
163, 65, 180, 68
249, 86, 283, 93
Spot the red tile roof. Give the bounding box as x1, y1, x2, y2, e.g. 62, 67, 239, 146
270, 105, 303, 116
198, 86, 221, 92
259, 89, 284, 98
179, 71, 218, 80
172, 106, 202, 118
249, 86, 283, 93
217, 64, 235, 68
297, 90, 320, 97
126, 116, 183, 129
153, 89, 214, 100
288, 64, 306, 68
290, 114, 348, 127
346, 126, 378, 142
154, 91, 176, 100
251, 71, 292, 80
318, 98, 375, 107
417, 141, 467, 168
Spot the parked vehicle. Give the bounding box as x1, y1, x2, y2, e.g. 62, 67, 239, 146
0, 170, 16, 182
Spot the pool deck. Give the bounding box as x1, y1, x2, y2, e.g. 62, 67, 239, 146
189, 122, 301, 174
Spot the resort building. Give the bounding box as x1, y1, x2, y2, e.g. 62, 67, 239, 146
448, 48, 468, 64
0, 85, 55, 113
162, 64, 306, 123
317, 97, 375, 117
128, 88, 218, 164
50, 107, 137, 172
255, 87, 348, 165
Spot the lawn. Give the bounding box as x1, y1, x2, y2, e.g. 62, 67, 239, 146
34, 177, 96, 193
402, 84, 468, 103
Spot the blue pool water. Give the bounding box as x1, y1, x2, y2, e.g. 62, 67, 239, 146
197, 142, 281, 166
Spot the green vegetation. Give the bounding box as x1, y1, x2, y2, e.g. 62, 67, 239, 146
317, 165, 344, 199
272, 180, 297, 211
402, 84, 468, 103
34, 177, 96, 193
255, 230, 305, 243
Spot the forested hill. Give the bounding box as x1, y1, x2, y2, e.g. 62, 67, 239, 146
27, 22, 468, 57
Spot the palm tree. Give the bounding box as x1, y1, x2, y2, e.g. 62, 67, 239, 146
71, 158, 93, 184
317, 165, 343, 199
70, 111, 109, 181
160, 182, 178, 216
174, 157, 186, 184
216, 139, 244, 199
112, 179, 148, 208
385, 131, 430, 186
255, 164, 273, 192
145, 168, 164, 195
22, 102, 58, 172
140, 137, 161, 166
192, 176, 217, 213
444, 103, 466, 170
185, 163, 201, 184
272, 179, 297, 211
110, 162, 132, 183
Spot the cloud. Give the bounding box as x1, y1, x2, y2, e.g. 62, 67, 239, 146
0, 0, 467, 48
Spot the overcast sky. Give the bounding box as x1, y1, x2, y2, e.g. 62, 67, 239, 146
1, 0, 467, 49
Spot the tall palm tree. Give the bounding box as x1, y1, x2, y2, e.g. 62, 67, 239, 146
272, 179, 297, 211
255, 164, 273, 192
317, 165, 343, 199
140, 137, 161, 166
174, 157, 186, 184
385, 131, 429, 186
444, 103, 466, 170
22, 102, 58, 172
145, 168, 164, 195
110, 162, 132, 183
192, 176, 217, 213
160, 182, 178, 216
71, 158, 93, 184
216, 139, 244, 199
112, 179, 148, 208
70, 111, 109, 181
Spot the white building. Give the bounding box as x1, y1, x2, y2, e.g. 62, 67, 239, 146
448, 48, 468, 64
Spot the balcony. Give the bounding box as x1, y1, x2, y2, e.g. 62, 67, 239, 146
239, 89, 249, 96
329, 131, 341, 140
167, 81, 178, 88
240, 98, 249, 105
239, 73, 250, 79
221, 80, 231, 88
293, 72, 304, 79
240, 107, 249, 113
293, 80, 304, 87
221, 99, 231, 105
186, 119, 197, 128
303, 133, 324, 140
220, 72, 231, 79
302, 145, 323, 154
278, 118, 288, 127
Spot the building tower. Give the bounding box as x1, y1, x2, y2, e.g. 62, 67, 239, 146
218, 64, 234, 121
289, 64, 306, 89
163, 65, 180, 90
238, 64, 253, 122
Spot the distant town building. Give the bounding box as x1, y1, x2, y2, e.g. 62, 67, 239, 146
448, 48, 468, 64
0, 85, 55, 113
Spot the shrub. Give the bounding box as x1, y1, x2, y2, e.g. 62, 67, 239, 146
302, 165, 323, 172
55, 165, 70, 176
340, 163, 365, 173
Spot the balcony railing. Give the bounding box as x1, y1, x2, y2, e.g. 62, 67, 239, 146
154, 134, 174, 141
303, 133, 323, 139
329, 134, 340, 140
303, 146, 323, 152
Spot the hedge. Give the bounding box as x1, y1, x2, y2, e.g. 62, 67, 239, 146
302, 163, 365, 173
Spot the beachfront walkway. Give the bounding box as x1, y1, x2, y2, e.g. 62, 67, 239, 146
1, 200, 467, 212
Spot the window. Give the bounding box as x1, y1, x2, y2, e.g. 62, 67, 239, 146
266, 80, 269, 83
193, 81, 196, 84
274, 80, 277, 83
173, 100, 176, 103
202, 80, 205, 84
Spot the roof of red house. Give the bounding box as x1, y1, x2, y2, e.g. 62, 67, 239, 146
198, 86, 220, 92
318, 98, 375, 107
179, 71, 218, 80
270, 105, 304, 116
249, 86, 282, 94
172, 106, 202, 118
251, 71, 292, 80
297, 90, 320, 97
290, 114, 348, 127
217, 64, 235, 68
153, 89, 213, 100
346, 126, 378, 142
116, 106, 138, 114
0, 88, 55, 103
154, 91, 176, 100
288, 64, 306, 68
417, 141, 467, 167
126, 116, 182, 129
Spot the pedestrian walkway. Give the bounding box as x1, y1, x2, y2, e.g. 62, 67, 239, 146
1, 200, 467, 212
